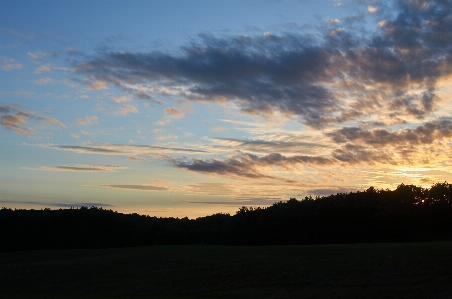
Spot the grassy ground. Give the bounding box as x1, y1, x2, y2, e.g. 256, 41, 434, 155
1, 242, 451, 299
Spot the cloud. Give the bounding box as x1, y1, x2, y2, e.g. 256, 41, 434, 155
164, 107, 184, 118
327, 18, 340, 24
28, 51, 46, 60
34, 63, 69, 74
34, 78, 54, 85
210, 137, 330, 155
175, 155, 274, 179
70, 133, 80, 138
86, 80, 108, 90
135, 90, 164, 104
36, 117, 66, 128
155, 134, 178, 141
29, 165, 127, 172
116, 104, 138, 115
39, 144, 208, 158
0, 111, 32, 135
94, 184, 169, 191
154, 121, 165, 126
212, 126, 228, 131
111, 95, 132, 103
175, 152, 332, 179
0, 107, 65, 135
35, 64, 51, 73
368, 5, 378, 13
327, 117, 452, 146
1, 28, 34, 40
0, 105, 12, 114
331, 143, 395, 164
1, 58, 22, 70
76, 115, 98, 125
74, 0, 452, 129
135, 90, 153, 100
387, 91, 439, 119
75, 34, 339, 127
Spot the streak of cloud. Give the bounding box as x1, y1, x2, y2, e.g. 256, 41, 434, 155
26, 165, 128, 172
94, 184, 169, 191
328, 117, 452, 146
175, 152, 332, 179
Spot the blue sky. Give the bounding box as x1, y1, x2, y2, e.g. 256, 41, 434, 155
1, 0, 452, 218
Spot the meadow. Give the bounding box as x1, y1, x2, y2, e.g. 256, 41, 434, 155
1, 242, 451, 299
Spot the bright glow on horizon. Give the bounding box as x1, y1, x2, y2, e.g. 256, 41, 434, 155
1, 0, 452, 218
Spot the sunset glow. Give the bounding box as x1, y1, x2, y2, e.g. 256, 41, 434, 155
1, 0, 452, 218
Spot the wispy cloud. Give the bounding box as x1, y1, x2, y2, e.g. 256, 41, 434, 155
34, 77, 54, 85
36, 117, 66, 128
164, 107, 184, 118
1, 27, 34, 40
0, 106, 66, 135
212, 126, 228, 131
0, 112, 32, 135
38, 143, 209, 158
155, 134, 177, 141
28, 51, 46, 60
25, 164, 127, 172
0, 58, 22, 70
116, 104, 138, 115
175, 152, 332, 179
93, 184, 169, 191
76, 115, 98, 125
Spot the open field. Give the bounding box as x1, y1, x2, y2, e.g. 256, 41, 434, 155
1, 242, 451, 299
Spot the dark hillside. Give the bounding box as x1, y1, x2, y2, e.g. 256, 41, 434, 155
2, 182, 452, 251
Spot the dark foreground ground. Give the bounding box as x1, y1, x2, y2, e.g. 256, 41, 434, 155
1, 242, 451, 299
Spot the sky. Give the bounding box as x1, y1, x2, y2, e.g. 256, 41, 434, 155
1, 0, 452, 218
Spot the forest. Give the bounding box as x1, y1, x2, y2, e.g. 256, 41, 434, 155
2, 182, 452, 252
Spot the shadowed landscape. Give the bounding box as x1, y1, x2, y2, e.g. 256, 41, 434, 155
1, 243, 452, 299
2, 183, 452, 251
2, 183, 452, 298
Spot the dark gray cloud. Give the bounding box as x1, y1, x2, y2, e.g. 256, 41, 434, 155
175, 155, 274, 179
332, 143, 395, 164
0, 105, 12, 114
76, 33, 338, 127
328, 117, 452, 146
75, 0, 452, 127
175, 152, 333, 179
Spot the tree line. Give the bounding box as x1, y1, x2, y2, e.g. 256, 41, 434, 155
2, 182, 452, 252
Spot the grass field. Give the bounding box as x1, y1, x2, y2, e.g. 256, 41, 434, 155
1, 242, 451, 299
